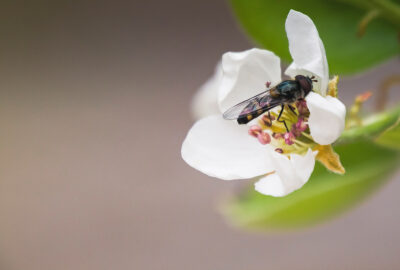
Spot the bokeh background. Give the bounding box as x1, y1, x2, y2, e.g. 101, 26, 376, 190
0, 1, 399, 269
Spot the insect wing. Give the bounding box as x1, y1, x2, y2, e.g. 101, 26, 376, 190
222, 90, 281, 120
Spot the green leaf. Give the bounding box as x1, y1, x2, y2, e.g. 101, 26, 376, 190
222, 141, 400, 230
229, 0, 399, 74
375, 118, 400, 150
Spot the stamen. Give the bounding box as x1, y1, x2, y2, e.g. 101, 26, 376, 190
272, 132, 284, 140
257, 132, 271, 145
265, 81, 271, 88
291, 124, 302, 137
260, 113, 275, 127
284, 132, 295, 145
249, 99, 316, 154
295, 99, 309, 116
294, 139, 309, 147
301, 132, 314, 141
248, 125, 262, 137
291, 117, 308, 137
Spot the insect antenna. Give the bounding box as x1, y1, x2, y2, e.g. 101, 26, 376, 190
309, 75, 318, 82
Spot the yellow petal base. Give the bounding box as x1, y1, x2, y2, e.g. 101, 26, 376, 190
314, 144, 345, 174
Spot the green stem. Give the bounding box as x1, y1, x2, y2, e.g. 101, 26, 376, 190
337, 105, 400, 145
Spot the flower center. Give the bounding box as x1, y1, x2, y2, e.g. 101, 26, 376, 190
248, 99, 317, 155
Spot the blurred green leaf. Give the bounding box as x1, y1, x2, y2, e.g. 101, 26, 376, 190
222, 141, 400, 230
376, 118, 400, 150
229, 0, 399, 74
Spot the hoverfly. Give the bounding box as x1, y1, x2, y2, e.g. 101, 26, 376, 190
222, 75, 317, 131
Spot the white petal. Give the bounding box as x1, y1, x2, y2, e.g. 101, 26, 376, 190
191, 62, 222, 119
218, 48, 281, 112
284, 10, 329, 95
181, 115, 274, 180
306, 92, 346, 145
255, 149, 316, 197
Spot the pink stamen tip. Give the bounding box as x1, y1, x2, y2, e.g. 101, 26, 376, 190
296, 99, 309, 116
275, 148, 284, 154
272, 132, 284, 140
356, 91, 373, 102
295, 118, 308, 132
284, 132, 295, 145
291, 123, 302, 137
261, 114, 274, 126
265, 81, 271, 88
257, 132, 271, 145
248, 125, 262, 137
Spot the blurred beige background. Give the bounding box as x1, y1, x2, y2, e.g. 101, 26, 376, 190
0, 1, 399, 269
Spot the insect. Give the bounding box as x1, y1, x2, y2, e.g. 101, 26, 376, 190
222, 75, 317, 131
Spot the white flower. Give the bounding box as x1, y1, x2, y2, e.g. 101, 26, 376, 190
182, 10, 346, 197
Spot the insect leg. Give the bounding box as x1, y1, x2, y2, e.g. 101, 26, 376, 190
277, 105, 289, 132
288, 104, 297, 116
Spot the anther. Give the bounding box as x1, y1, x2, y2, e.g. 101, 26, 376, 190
257, 132, 271, 145
295, 118, 308, 132
265, 81, 271, 88
260, 113, 275, 126
355, 91, 372, 103
275, 148, 284, 154
248, 125, 262, 138
284, 132, 295, 145
292, 117, 308, 137
291, 124, 302, 137
272, 132, 284, 140
295, 99, 309, 116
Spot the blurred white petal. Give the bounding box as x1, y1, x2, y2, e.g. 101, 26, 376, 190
284, 10, 329, 95
306, 92, 346, 145
255, 149, 316, 197
181, 115, 274, 180
191, 62, 222, 119
218, 48, 281, 112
